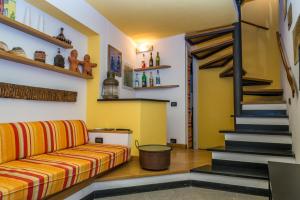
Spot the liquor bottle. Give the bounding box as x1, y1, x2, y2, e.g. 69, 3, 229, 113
149, 52, 154, 67
141, 54, 146, 69
149, 72, 154, 87
156, 70, 161, 86
135, 73, 140, 88
142, 72, 147, 87
156, 52, 160, 66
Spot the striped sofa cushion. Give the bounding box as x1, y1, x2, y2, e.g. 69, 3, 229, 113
0, 120, 88, 164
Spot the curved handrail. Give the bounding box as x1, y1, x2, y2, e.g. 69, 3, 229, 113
276, 32, 298, 98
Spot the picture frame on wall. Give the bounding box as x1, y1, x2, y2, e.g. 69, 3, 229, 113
108, 45, 122, 77
288, 3, 293, 30
293, 16, 300, 65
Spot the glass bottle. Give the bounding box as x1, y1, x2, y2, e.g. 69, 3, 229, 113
149, 52, 154, 67
142, 72, 147, 87
156, 70, 161, 86
135, 73, 140, 88
156, 52, 160, 66
141, 54, 146, 69
149, 72, 154, 87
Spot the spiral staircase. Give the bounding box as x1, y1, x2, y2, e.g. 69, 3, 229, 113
185, 0, 295, 197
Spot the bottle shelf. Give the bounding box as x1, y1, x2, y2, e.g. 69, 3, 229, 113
134, 85, 179, 90
134, 65, 171, 72
0, 14, 73, 49
0, 50, 93, 79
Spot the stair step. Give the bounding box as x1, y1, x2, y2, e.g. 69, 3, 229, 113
236, 117, 289, 125
225, 141, 292, 151
241, 110, 287, 117
219, 66, 247, 77
212, 159, 268, 171
209, 146, 294, 157
220, 129, 292, 136
236, 124, 289, 132
199, 53, 233, 69
223, 132, 292, 144
242, 103, 287, 111
186, 25, 235, 45
191, 164, 268, 180
242, 77, 273, 86
191, 39, 233, 60
243, 89, 283, 96
242, 100, 286, 105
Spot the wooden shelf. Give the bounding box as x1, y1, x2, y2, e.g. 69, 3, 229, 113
134, 85, 179, 90
134, 65, 171, 72
0, 15, 73, 49
0, 50, 93, 79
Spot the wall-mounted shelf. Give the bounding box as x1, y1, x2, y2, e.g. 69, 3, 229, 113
0, 50, 93, 79
134, 65, 171, 72
134, 85, 179, 90
0, 15, 73, 49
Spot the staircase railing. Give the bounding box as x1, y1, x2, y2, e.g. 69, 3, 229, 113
276, 32, 298, 98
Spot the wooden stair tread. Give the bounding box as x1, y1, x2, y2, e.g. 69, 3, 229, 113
243, 89, 283, 96
219, 66, 247, 77
191, 39, 233, 55
186, 25, 234, 45
199, 53, 233, 69
186, 25, 235, 39
219, 129, 292, 136
242, 77, 273, 86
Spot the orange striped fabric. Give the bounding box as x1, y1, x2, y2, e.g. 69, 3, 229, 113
0, 144, 130, 200
0, 120, 88, 164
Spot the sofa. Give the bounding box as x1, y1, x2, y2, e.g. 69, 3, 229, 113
0, 120, 130, 200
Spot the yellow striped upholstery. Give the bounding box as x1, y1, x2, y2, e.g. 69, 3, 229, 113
0, 144, 130, 200
0, 120, 130, 200
0, 120, 88, 164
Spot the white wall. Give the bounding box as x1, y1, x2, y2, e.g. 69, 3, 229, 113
279, 0, 300, 162
45, 0, 137, 99
0, 0, 87, 122
135, 35, 187, 145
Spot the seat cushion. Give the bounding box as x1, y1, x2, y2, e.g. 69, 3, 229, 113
0, 144, 130, 200
0, 120, 88, 164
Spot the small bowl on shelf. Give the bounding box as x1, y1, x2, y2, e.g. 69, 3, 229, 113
9, 47, 27, 58
0, 41, 9, 52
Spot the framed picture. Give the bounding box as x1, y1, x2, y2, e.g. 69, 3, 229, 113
108, 45, 122, 77
123, 65, 133, 88
293, 16, 300, 65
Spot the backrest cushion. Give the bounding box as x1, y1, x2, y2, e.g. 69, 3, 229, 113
0, 120, 88, 164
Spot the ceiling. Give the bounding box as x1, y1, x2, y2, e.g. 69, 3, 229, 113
86, 0, 238, 42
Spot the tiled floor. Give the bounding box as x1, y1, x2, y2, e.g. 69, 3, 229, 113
96, 187, 268, 200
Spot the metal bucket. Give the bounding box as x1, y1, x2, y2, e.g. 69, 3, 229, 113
135, 140, 172, 171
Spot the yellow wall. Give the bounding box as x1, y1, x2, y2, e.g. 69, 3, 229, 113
197, 0, 280, 149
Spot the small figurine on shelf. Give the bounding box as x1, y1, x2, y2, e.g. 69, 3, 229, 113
54, 48, 65, 68
81, 54, 97, 76
34, 51, 46, 63
55, 27, 72, 45
68, 49, 81, 73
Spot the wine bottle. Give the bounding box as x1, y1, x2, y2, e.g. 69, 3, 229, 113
156, 70, 161, 86
135, 73, 140, 88
142, 72, 147, 87
156, 52, 160, 66
149, 72, 154, 87
141, 54, 146, 69
149, 52, 154, 67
